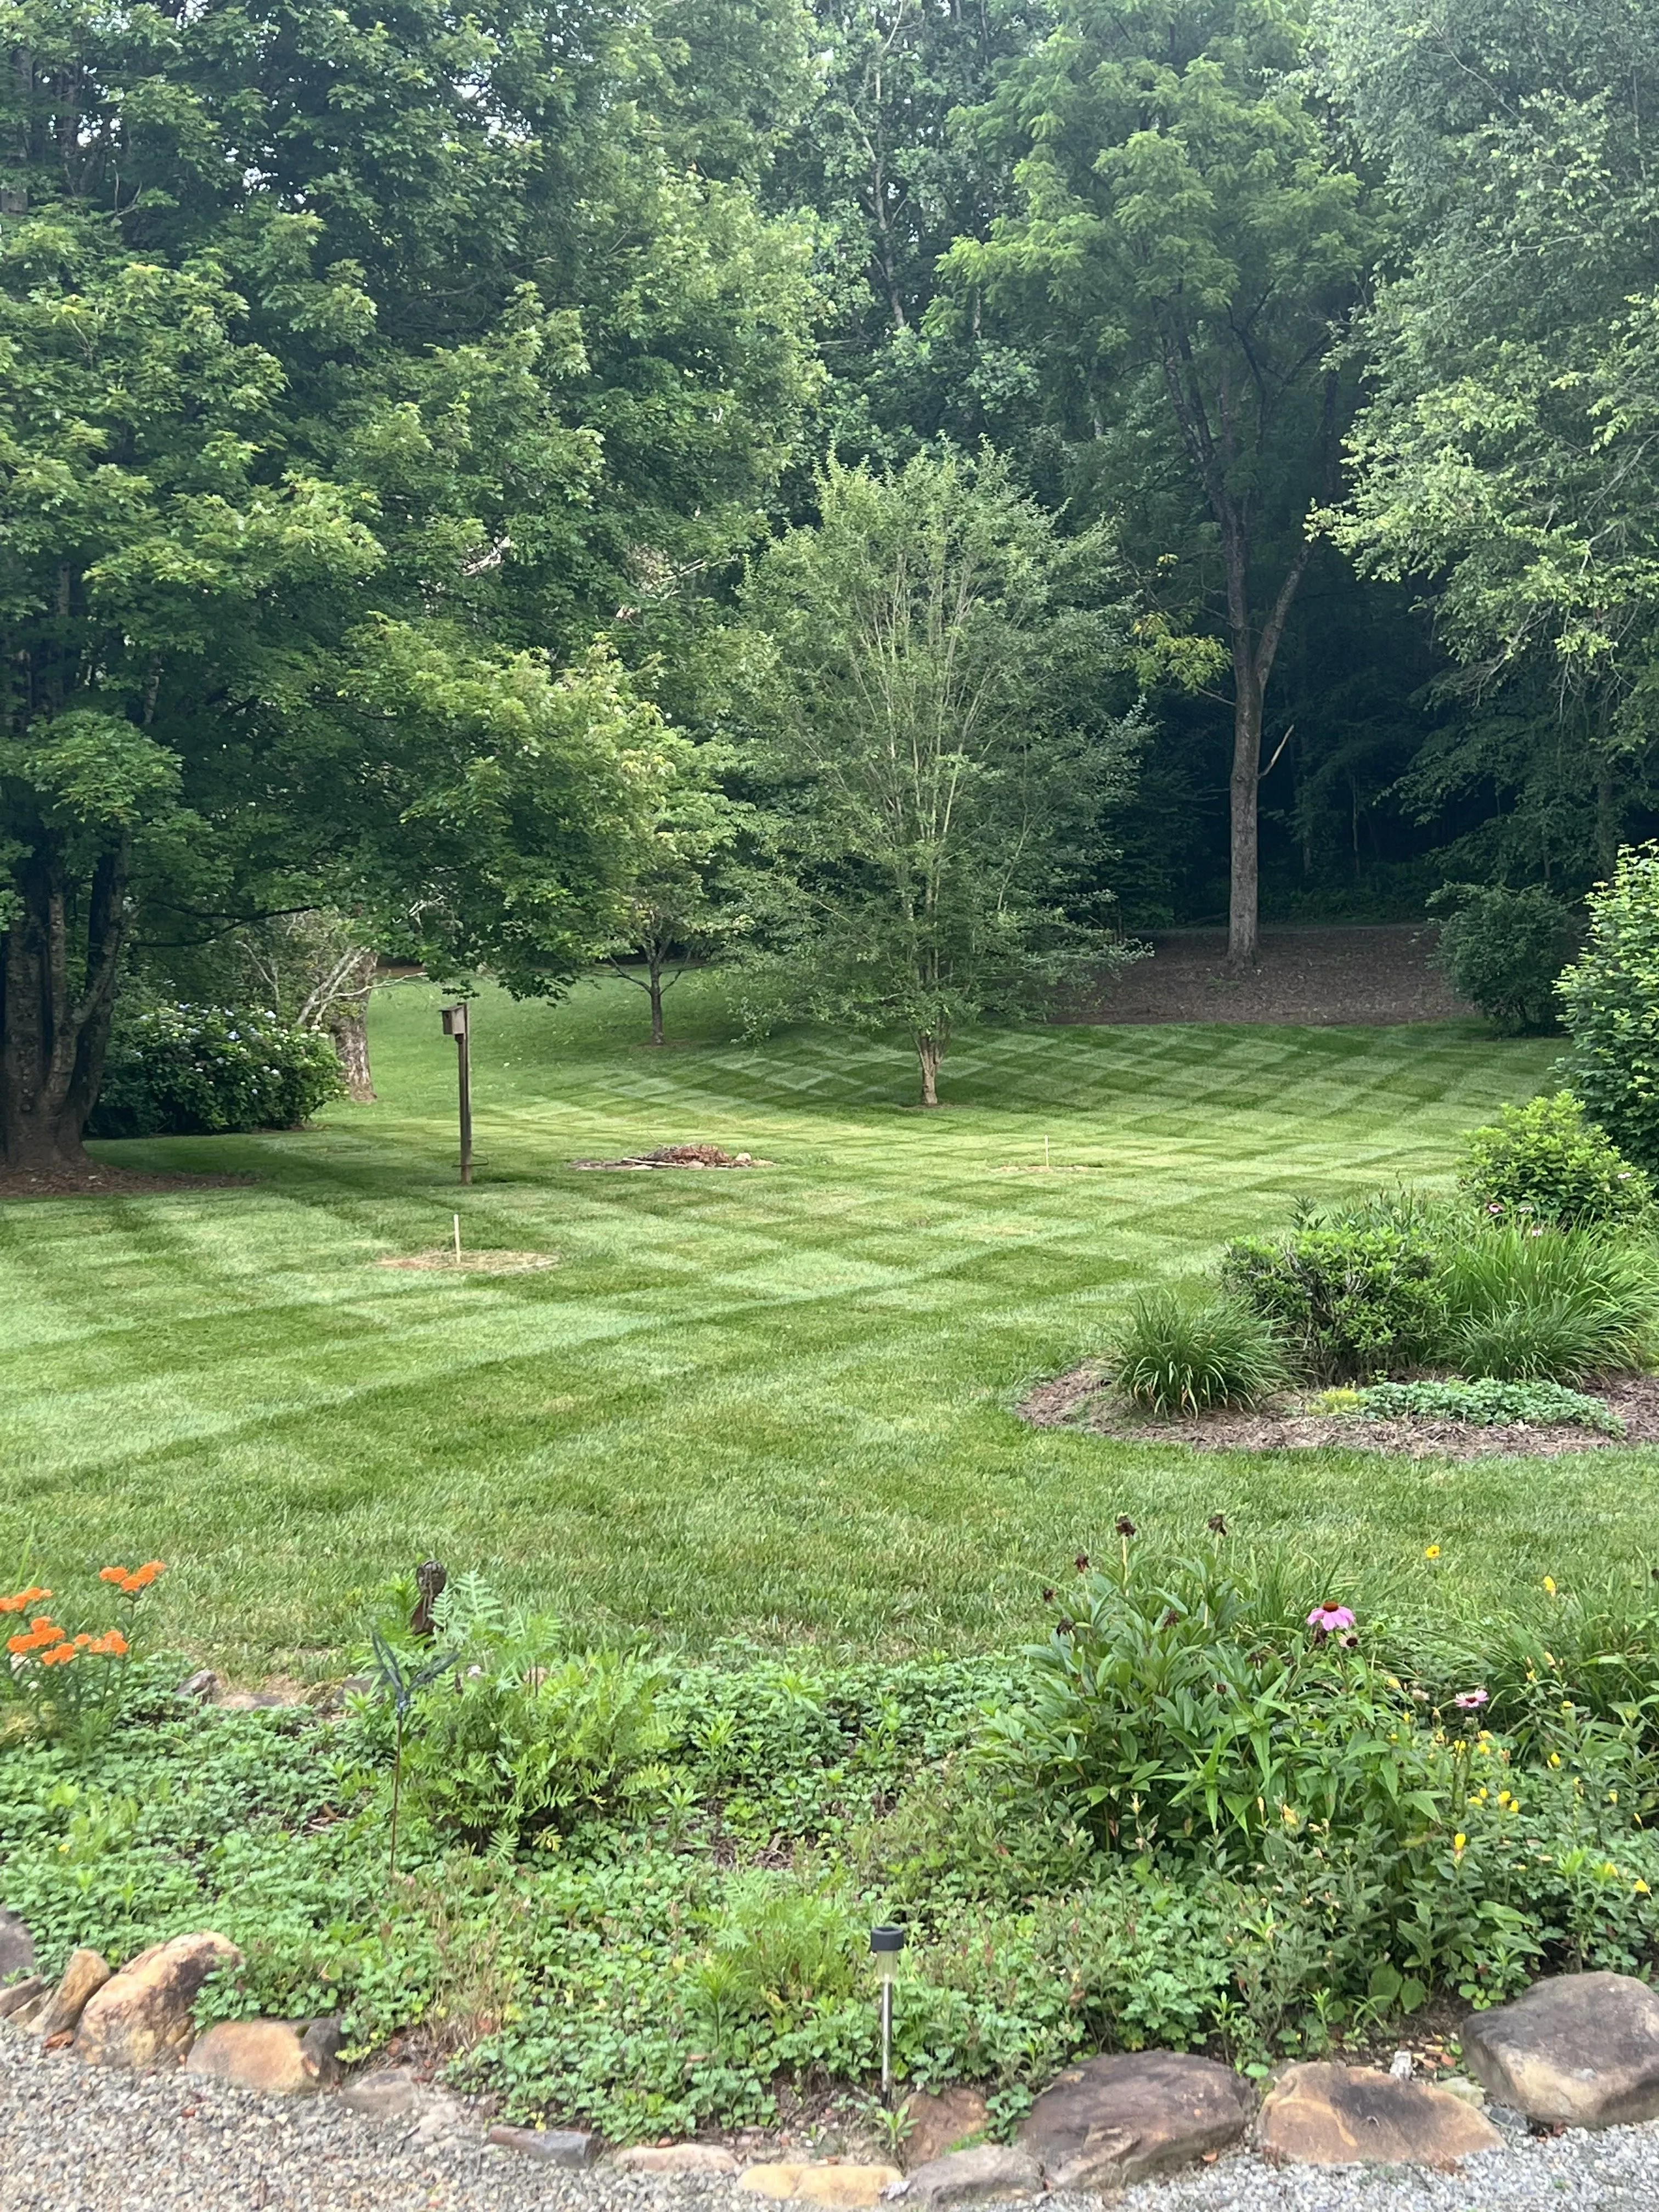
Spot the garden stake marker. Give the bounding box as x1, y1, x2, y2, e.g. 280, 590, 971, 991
454, 1213, 462, 1267
870, 1925, 905, 2102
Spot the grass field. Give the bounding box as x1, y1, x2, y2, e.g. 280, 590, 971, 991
0, 976, 1618, 1676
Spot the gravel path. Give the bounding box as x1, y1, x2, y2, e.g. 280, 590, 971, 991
6, 2032, 1659, 2212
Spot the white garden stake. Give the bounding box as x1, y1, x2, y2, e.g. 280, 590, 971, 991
453, 1213, 462, 1266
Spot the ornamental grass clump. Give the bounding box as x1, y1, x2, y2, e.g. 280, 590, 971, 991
1107, 1289, 1289, 1415
1435, 1226, 1657, 1380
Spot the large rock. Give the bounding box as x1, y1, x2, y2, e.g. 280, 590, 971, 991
341, 2066, 434, 2120
0, 1975, 45, 2024
73, 1933, 240, 2068
740, 2164, 903, 2205
488, 2126, 599, 2165
1462, 1972, 1659, 2129
902, 2090, 989, 2169
34, 1949, 111, 2041
613, 2146, 740, 2175
884, 2146, 1041, 2207
0, 1909, 35, 1984
1017, 2051, 1252, 2187
183, 2018, 341, 2096
1258, 2063, 1501, 2166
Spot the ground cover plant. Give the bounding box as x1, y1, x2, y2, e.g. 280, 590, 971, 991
7, 1530, 1659, 2138
0, 981, 1586, 1673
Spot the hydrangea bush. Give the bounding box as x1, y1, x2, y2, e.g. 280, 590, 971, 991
90, 1003, 342, 1138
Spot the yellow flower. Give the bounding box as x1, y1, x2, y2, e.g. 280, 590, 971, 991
1610, 1791, 1620, 1805
1281, 1805, 1300, 1827
1543, 1576, 1557, 1596
1637, 1881, 1651, 1897
1424, 1545, 1442, 1560
1548, 1753, 1562, 1769
1454, 1832, 1468, 1853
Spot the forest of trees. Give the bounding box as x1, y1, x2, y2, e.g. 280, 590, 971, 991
5, 0, 1658, 1160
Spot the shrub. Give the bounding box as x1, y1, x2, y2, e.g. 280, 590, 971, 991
91, 1002, 342, 1138
1107, 1290, 1289, 1415
1221, 1221, 1442, 1380
1462, 1093, 1651, 1229
1434, 1227, 1656, 1381
1558, 844, 1659, 1170
1336, 1379, 1623, 1434
1430, 883, 1573, 1034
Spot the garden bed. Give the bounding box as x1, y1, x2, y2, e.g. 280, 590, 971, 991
1021, 1367, 1659, 1457
571, 1143, 759, 1170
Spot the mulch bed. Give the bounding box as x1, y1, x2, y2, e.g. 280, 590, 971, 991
571, 1143, 760, 1171
1063, 923, 1472, 1026
1020, 1367, 1659, 1459
0, 1162, 255, 1201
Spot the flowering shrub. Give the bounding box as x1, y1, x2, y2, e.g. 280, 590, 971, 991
1, 1561, 164, 1744
1462, 1093, 1652, 1229
89, 1003, 342, 1138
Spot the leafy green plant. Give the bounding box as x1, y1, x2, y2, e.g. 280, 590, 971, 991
1434, 1227, 1656, 1381
366, 1630, 460, 1876
1559, 845, 1659, 1170
1221, 1221, 1442, 1380
0, 1560, 167, 1752
90, 1002, 343, 1138
1340, 1379, 1623, 1433
1429, 883, 1573, 1035
1462, 1094, 1651, 1229
1107, 1290, 1289, 1414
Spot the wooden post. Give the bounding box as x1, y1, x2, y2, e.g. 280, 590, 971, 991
441, 1003, 473, 1184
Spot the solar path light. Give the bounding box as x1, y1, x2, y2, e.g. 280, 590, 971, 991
870, 1925, 906, 2102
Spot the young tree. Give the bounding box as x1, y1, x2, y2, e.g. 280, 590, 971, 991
606, 744, 755, 1046
738, 450, 1143, 1105
941, 0, 1375, 963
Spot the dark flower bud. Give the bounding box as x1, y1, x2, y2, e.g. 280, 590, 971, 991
1207, 1514, 1228, 1536
1074, 1552, 1090, 1572
1041, 1587, 1055, 1604
1115, 1517, 1136, 1539
1056, 1617, 1075, 1635
1161, 1608, 1181, 1628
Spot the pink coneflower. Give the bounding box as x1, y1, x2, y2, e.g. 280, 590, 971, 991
1454, 1689, 1490, 1711
1307, 1603, 1356, 1634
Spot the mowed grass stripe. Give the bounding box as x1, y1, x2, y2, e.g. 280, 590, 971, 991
0, 972, 1587, 1672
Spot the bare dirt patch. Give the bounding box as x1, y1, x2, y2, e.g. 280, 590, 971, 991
375, 1249, 556, 1274
571, 1142, 761, 1171
1020, 1367, 1659, 1459
0, 1161, 255, 1201
1064, 923, 1472, 1027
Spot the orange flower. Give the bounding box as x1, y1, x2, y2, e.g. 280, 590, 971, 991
8, 1617, 66, 1655
0, 1586, 50, 1614
38, 1644, 76, 1667
131, 1562, 165, 1590
99, 1566, 129, 1585
84, 1630, 128, 1658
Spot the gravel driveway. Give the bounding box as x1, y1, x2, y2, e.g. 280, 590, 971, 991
6, 2033, 1659, 2212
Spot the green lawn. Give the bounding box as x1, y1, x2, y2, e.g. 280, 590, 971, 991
0, 977, 1615, 1676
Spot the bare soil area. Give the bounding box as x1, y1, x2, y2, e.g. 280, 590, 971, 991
375, 1249, 556, 1274
1021, 1367, 1659, 1459
1068, 924, 1472, 1026
0, 1163, 255, 1201
571, 1143, 760, 1171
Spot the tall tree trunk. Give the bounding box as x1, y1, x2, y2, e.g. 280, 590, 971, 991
1228, 651, 1264, 968
0, 839, 129, 1171
648, 951, 665, 1047
328, 1009, 376, 1102
916, 1032, 943, 1108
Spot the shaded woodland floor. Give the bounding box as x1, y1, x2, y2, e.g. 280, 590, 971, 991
1075, 924, 1472, 1026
